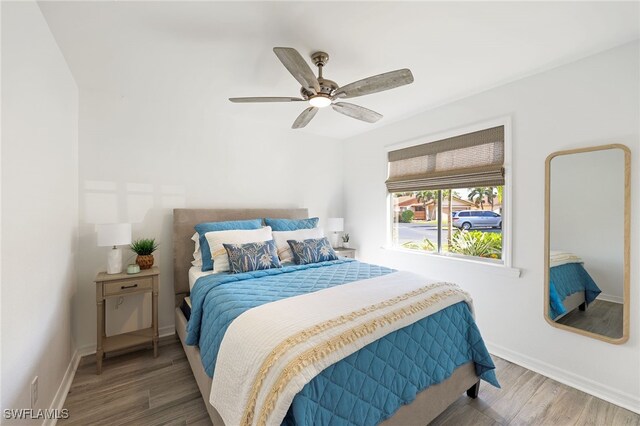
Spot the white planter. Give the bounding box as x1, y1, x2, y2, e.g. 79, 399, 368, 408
342, 242, 350, 248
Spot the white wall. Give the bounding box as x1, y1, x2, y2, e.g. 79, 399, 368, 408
550, 148, 625, 300
343, 41, 639, 411
1, 1, 79, 414
74, 90, 344, 348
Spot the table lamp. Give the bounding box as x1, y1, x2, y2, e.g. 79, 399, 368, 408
97, 223, 132, 274
326, 218, 344, 248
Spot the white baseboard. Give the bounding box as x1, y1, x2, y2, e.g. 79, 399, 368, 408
44, 349, 81, 426
597, 293, 624, 304
159, 325, 176, 338
486, 341, 640, 414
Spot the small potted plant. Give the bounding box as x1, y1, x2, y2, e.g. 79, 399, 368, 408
341, 233, 350, 248
130, 238, 159, 270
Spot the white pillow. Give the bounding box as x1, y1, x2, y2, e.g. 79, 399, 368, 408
191, 232, 202, 267
272, 228, 324, 264
205, 226, 274, 273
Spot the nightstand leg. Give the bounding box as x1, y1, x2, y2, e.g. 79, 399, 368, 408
96, 300, 104, 374
152, 288, 159, 358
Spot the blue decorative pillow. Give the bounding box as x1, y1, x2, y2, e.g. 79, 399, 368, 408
287, 237, 338, 265
223, 240, 282, 273
194, 219, 262, 271
264, 217, 319, 232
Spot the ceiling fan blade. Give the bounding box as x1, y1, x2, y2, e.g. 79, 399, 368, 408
292, 107, 318, 129
273, 47, 321, 93
229, 97, 305, 103
333, 69, 414, 99
332, 102, 383, 123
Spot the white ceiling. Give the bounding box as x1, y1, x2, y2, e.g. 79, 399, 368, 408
39, 1, 639, 139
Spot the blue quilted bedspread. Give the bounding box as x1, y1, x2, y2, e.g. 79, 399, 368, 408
186, 259, 499, 425
549, 263, 602, 319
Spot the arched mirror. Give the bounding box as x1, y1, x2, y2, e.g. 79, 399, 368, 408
544, 144, 630, 344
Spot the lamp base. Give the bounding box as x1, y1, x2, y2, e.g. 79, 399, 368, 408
330, 232, 340, 248
107, 247, 123, 274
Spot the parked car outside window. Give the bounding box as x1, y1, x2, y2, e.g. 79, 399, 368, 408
452, 210, 501, 230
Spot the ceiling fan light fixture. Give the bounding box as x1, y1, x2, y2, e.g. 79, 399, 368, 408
230, 47, 414, 128
309, 95, 332, 108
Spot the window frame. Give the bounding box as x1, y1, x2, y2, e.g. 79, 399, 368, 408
385, 117, 513, 268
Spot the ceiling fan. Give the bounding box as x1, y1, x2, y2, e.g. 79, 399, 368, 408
229, 47, 414, 129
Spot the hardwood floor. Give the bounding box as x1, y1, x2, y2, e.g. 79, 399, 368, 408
432, 356, 639, 426
60, 337, 210, 426
62, 336, 639, 426
556, 300, 623, 339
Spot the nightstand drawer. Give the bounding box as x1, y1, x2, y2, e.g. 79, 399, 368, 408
334, 248, 356, 259
103, 276, 153, 297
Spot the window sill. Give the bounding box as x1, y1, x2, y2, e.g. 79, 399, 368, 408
382, 246, 522, 278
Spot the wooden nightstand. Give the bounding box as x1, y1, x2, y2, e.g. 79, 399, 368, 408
334, 247, 356, 259
95, 266, 159, 374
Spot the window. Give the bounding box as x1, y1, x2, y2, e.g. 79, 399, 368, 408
387, 126, 507, 263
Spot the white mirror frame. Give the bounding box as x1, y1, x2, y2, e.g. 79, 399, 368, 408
544, 144, 631, 344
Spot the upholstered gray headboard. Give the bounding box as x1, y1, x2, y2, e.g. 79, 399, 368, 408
172, 208, 309, 305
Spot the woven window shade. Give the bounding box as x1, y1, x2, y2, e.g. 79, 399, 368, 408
386, 126, 504, 192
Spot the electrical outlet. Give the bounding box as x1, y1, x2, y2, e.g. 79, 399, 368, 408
31, 376, 38, 408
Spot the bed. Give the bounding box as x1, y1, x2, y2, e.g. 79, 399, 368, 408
173, 208, 498, 425
548, 251, 602, 320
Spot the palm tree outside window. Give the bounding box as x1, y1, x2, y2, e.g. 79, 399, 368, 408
391, 186, 504, 262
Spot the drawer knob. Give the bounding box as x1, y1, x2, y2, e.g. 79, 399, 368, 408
121, 283, 138, 290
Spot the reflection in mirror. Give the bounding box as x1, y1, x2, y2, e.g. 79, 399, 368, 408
545, 144, 630, 344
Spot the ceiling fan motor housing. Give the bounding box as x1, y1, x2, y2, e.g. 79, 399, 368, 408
297, 51, 339, 99
300, 78, 338, 99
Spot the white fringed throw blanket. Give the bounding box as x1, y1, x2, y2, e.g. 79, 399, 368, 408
550, 250, 584, 268
210, 271, 473, 426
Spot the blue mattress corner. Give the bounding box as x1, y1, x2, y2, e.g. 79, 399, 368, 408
549, 263, 602, 319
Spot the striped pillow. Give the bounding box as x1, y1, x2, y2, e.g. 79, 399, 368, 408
195, 219, 263, 271
205, 226, 274, 273
272, 228, 324, 264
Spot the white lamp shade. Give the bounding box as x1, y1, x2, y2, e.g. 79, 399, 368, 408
326, 218, 344, 232
97, 223, 132, 247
